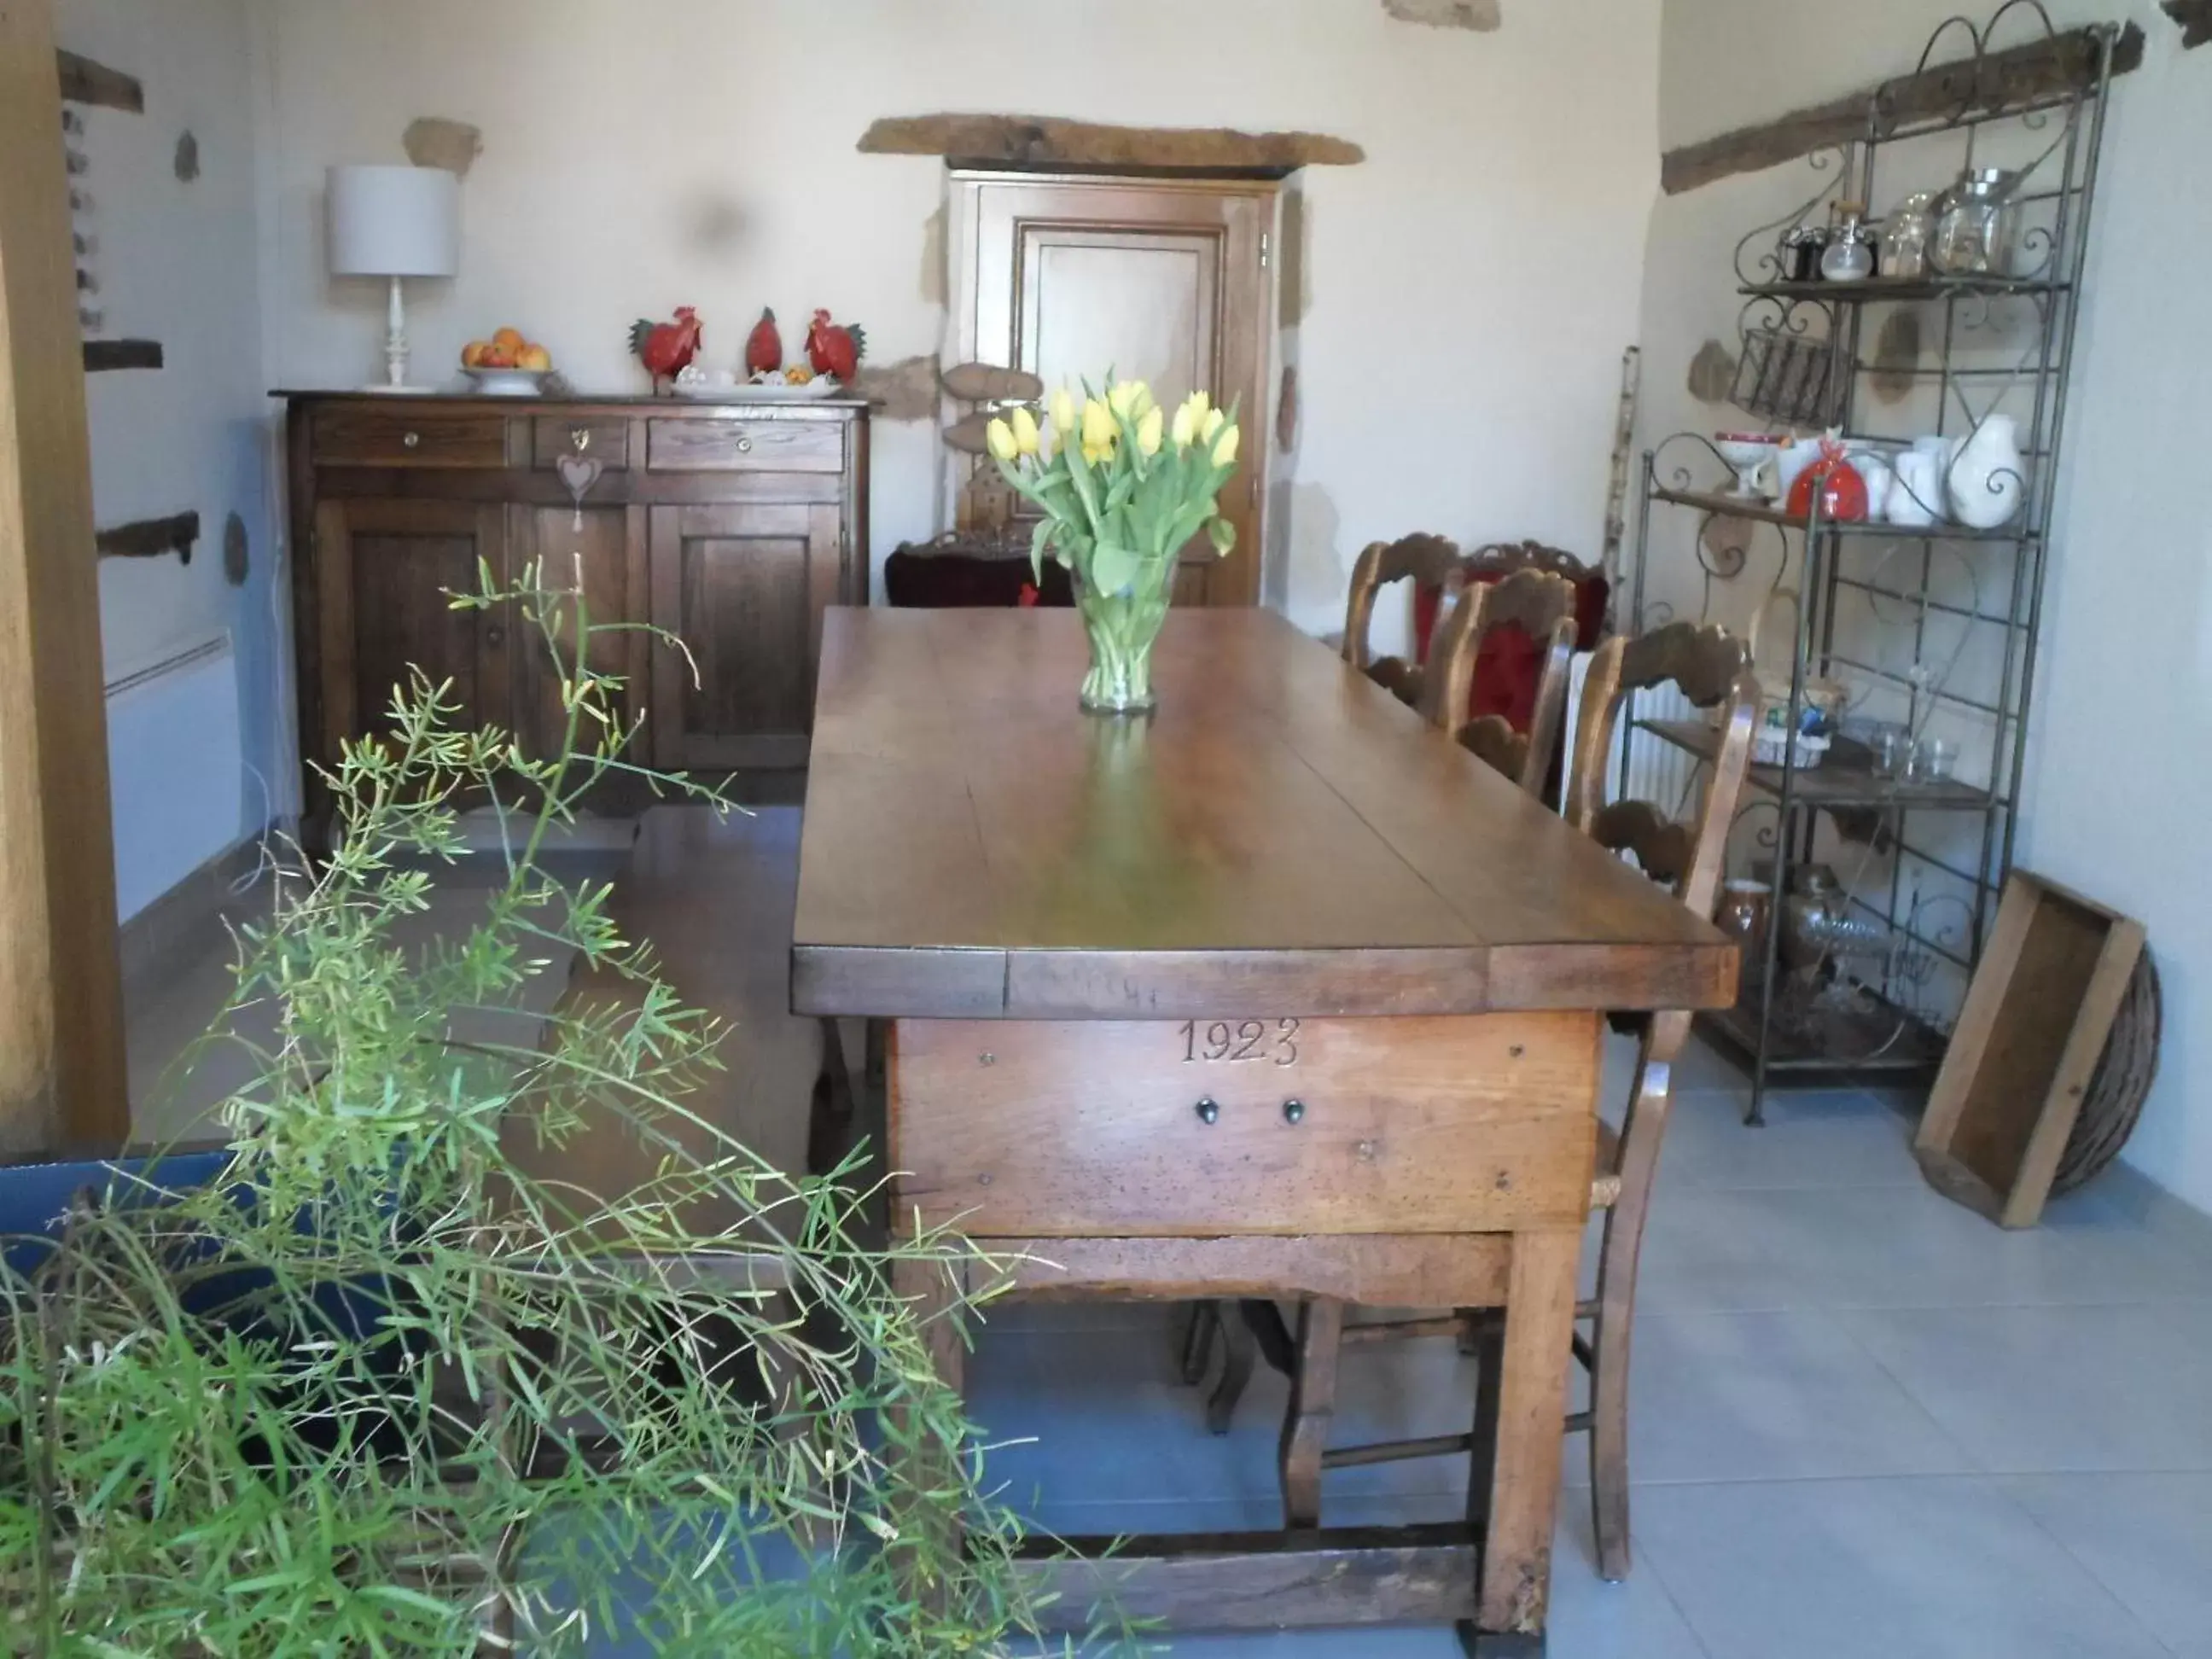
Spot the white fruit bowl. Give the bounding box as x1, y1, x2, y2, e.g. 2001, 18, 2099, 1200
463, 366, 552, 398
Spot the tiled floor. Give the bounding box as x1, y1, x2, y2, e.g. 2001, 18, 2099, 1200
126, 812, 2212, 1657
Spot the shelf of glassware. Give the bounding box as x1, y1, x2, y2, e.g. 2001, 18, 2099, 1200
1738, 274, 2069, 305
1650, 486, 2037, 544
1635, 720, 1998, 814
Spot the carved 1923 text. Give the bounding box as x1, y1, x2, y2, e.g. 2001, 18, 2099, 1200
1180, 1018, 1301, 1067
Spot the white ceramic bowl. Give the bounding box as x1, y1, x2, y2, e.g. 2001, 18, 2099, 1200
1714, 434, 1782, 498
463, 366, 552, 398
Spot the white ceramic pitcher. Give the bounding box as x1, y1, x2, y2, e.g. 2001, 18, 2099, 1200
1946, 414, 2025, 530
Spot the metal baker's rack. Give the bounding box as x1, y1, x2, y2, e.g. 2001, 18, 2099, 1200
1627, 4, 2120, 1124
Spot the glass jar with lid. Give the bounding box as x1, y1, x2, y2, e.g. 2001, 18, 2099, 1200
1932, 168, 2021, 276
1883, 189, 1940, 279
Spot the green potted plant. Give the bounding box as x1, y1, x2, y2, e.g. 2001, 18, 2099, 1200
0, 569, 1111, 1656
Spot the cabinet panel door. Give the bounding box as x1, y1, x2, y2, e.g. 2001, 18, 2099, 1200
648, 502, 844, 771
965, 177, 1273, 607
512, 504, 646, 766
316, 498, 511, 767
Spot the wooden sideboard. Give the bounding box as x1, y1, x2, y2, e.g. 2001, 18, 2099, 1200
282, 393, 869, 828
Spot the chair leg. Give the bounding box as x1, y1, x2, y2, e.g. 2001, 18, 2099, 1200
1278, 1298, 1344, 1529
807, 1017, 855, 1178
1174, 1301, 1218, 1386
1206, 1307, 1257, 1436
1464, 1308, 1505, 1528
1586, 1285, 1633, 1581
1586, 1172, 1654, 1582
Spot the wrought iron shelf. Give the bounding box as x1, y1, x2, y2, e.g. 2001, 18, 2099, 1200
1637, 720, 1999, 812
1698, 994, 1949, 1078
1650, 486, 2035, 544
1627, 7, 2119, 1125
1739, 275, 2069, 304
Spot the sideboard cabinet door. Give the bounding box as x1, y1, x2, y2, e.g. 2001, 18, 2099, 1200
647, 502, 845, 771
311, 498, 513, 771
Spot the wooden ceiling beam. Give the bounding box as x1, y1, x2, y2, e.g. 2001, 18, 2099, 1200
859, 114, 1362, 178
1661, 23, 2143, 196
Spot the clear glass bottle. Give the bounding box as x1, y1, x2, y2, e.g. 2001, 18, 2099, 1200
1932, 168, 2020, 276
1883, 189, 1939, 279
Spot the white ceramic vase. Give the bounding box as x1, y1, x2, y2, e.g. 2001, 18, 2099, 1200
1849, 450, 1895, 521
1887, 450, 1942, 527
1945, 414, 2025, 530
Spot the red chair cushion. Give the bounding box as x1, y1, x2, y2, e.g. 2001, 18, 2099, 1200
1412, 571, 1610, 731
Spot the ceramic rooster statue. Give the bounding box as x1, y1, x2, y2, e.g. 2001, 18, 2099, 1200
744, 308, 783, 377
806, 310, 866, 384
629, 306, 703, 394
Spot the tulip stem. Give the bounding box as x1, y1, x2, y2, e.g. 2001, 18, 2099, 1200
1075, 571, 1170, 717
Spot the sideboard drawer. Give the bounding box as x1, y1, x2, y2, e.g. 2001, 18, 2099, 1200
647, 417, 845, 474
311, 407, 509, 469
532, 416, 632, 472
889, 1014, 1599, 1238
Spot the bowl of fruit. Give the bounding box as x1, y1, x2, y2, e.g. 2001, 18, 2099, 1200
734, 364, 840, 401
460, 328, 556, 396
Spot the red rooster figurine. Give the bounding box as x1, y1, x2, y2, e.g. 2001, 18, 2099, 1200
745, 308, 783, 377
628, 306, 703, 394
806, 310, 866, 384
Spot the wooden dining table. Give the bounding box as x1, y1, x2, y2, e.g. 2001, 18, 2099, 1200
790, 606, 1735, 1655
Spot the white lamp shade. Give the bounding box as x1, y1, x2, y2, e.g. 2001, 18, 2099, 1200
327, 165, 460, 279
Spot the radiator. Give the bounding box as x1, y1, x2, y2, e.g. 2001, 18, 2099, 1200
106, 632, 244, 922
1561, 652, 1702, 815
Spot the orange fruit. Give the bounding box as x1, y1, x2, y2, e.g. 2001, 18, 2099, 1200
517, 345, 552, 373
461, 341, 490, 369
493, 327, 526, 352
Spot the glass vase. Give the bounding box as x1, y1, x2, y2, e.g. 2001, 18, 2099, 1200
1072, 568, 1171, 717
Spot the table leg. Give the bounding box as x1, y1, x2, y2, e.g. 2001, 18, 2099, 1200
890, 1254, 969, 1608
1461, 1228, 1579, 1657
1278, 1297, 1344, 1528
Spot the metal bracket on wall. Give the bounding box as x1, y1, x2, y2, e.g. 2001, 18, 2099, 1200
82, 340, 162, 373
55, 50, 143, 114
96, 511, 200, 565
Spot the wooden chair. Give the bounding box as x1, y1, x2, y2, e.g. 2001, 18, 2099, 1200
1427, 567, 1580, 795
1184, 622, 1758, 1583
1341, 533, 1470, 719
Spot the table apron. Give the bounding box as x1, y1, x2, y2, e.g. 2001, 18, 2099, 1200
888, 1012, 1600, 1238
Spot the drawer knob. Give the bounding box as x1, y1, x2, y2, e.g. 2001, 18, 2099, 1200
402, 431, 422, 450
1195, 1097, 1220, 1127
736, 436, 754, 455
569, 427, 591, 453
1283, 1099, 1307, 1126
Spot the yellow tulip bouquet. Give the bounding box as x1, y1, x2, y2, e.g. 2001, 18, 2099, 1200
988, 377, 1242, 715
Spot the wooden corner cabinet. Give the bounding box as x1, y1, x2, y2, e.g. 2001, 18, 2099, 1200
282, 393, 870, 831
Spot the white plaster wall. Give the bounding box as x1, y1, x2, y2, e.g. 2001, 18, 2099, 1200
248, 0, 1662, 641
57, 0, 288, 918
1642, 0, 2212, 1212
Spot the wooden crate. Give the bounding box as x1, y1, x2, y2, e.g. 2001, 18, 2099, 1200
1913, 871, 2147, 1229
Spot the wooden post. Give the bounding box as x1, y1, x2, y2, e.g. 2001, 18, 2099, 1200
0, 0, 129, 1154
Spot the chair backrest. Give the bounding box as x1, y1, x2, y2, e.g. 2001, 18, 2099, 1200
1565, 621, 1758, 923
1342, 533, 1468, 713
1569, 626, 1759, 1278
1429, 568, 1581, 796
1465, 538, 1593, 586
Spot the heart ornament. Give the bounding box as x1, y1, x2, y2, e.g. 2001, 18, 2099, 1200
556, 452, 605, 530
